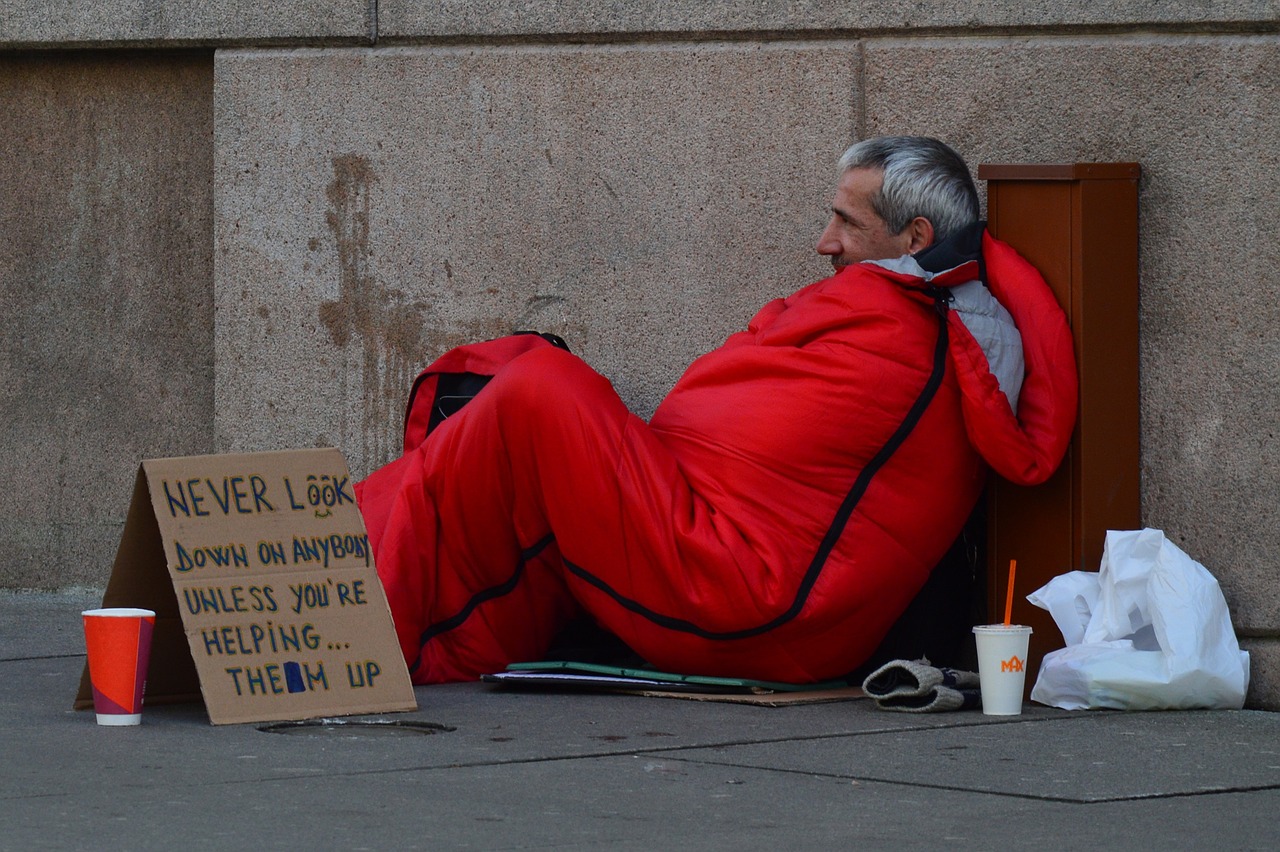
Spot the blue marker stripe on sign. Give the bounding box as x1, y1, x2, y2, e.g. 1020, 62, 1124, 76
284, 661, 305, 693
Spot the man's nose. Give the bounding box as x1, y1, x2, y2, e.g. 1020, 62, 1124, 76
816, 220, 841, 256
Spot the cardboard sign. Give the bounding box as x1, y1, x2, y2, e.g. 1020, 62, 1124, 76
76, 448, 416, 725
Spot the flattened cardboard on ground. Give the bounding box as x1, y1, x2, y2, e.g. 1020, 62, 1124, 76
482, 674, 864, 706
76, 448, 416, 725
638, 686, 864, 706
481, 664, 865, 706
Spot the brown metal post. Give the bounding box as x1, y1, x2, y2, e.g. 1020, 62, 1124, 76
978, 163, 1142, 693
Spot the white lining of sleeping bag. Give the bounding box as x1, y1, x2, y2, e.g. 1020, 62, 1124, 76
867, 257, 1025, 411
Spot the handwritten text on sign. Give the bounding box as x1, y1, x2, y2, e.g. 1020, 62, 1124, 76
160, 473, 370, 571
142, 449, 414, 724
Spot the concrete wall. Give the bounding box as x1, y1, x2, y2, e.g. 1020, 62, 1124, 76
3, 2, 1279, 705
0, 50, 214, 588
212, 43, 853, 472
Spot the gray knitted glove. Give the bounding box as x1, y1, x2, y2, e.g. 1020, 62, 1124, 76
862, 659, 981, 713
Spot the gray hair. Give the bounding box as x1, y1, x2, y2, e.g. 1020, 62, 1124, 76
837, 136, 979, 244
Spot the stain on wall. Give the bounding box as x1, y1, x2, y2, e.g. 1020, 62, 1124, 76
319, 154, 427, 469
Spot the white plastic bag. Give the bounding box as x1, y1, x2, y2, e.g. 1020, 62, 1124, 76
1028, 528, 1250, 710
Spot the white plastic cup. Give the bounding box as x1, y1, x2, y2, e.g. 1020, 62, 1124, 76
972, 624, 1032, 716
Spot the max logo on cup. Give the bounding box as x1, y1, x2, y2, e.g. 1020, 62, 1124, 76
1001, 655, 1026, 673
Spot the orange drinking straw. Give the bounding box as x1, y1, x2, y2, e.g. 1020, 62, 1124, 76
1003, 559, 1018, 626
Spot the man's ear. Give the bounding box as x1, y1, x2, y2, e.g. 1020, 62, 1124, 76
904, 217, 935, 253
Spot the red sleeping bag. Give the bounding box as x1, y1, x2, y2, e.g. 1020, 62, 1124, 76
356, 229, 1077, 684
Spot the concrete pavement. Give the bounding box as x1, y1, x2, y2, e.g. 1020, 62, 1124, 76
3, 590, 1279, 850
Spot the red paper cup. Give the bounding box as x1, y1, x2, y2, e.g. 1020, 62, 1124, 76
82, 608, 156, 726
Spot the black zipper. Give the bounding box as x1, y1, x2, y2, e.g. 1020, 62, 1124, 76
560, 295, 952, 640
409, 533, 556, 677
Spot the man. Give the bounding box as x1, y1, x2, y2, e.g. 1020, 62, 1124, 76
818, 136, 977, 268
358, 136, 1077, 685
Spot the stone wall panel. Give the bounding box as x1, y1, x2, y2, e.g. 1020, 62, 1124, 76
379, 1, 1280, 39
0, 51, 215, 587
0, 1, 368, 47
863, 35, 1280, 632
214, 43, 858, 477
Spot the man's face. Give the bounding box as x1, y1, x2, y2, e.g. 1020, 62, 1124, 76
816, 167, 914, 271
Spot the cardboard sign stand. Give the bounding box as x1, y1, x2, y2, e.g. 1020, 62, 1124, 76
75, 469, 203, 707
75, 448, 416, 725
